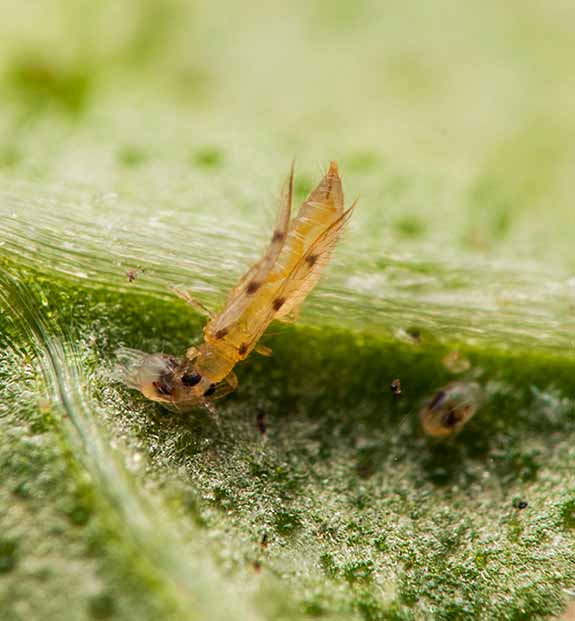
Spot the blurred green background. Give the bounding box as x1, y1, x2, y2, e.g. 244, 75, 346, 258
2, 0, 575, 266
1, 1, 575, 620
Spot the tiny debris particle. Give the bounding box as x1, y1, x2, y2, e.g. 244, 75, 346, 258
257, 412, 267, 435
395, 327, 423, 345
215, 328, 228, 339
306, 254, 318, 267
271, 230, 285, 243
406, 328, 421, 343
126, 268, 139, 282
513, 499, 528, 510
390, 378, 402, 396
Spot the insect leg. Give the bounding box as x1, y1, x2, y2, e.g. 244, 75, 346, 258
171, 285, 214, 318
254, 344, 273, 356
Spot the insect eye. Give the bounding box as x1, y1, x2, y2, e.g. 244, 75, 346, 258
203, 383, 217, 397
181, 372, 202, 387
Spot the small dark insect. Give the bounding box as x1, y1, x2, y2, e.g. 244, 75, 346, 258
252, 560, 262, 574
257, 411, 267, 435
406, 328, 421, 343
260, 533, 269, 548
390, 378, 402, 396
513, 499, 528, 510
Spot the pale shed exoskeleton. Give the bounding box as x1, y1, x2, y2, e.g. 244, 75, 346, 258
117, 162, 356, 411
419, 381, 484, 438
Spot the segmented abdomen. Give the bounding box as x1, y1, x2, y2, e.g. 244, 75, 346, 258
270, 162, 344, 318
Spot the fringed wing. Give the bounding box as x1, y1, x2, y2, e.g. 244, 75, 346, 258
206, 164, 294, 336
238, 203, 356, 353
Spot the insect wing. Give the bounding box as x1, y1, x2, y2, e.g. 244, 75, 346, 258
296, 161, 344, 222
206, 164, 294, 336
238, 203, 355, 353
274, 202, 356, 321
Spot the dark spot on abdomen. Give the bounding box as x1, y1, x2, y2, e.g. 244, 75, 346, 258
238, 343, 248, 356
246, 281, 261, 295
272, 230, 285, 243
203, 383, 217, 397
215, 328, 228, 339
272, 297, 286, 311
306, 254, 318, 267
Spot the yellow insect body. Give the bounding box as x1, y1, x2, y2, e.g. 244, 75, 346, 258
118, 162, 354, 410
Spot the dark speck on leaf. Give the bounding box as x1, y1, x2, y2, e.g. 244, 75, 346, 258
407, 328, 421, 342
257, 412, 267, 435
126, 268, 143, 282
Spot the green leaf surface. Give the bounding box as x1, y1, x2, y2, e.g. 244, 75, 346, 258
1, 2, 575, 620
